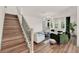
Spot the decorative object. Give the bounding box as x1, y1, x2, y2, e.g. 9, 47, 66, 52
60, 33, 69, 44
70, 22, 77, 36
70, 23, 77, 33
49, 39, 57, 45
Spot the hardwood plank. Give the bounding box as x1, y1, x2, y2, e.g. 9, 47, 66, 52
34, 37, 78, 53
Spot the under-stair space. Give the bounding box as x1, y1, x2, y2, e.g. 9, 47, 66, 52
0, 14, 29, 53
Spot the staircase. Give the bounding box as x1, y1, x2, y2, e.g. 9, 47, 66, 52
0, 14, 29, 53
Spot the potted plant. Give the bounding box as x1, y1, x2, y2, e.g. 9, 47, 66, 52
70, 23, 77, 36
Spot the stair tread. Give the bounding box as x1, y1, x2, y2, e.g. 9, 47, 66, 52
3, 34, 24, 40
4, 22, 19, 24
1, 42, 28, 53
4, 32, 22, 35
3, 35, 24, 42
2, 38, 25, 49
3, 27, 21, 30
4, 20, 19, 23
5, 14, 18, 18
3, 29, 21, 31
5, 17, 18, 20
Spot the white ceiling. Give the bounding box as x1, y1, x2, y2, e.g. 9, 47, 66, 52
21, 6, 72, 18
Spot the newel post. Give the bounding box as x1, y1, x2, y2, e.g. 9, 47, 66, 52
30, 28, 34, 53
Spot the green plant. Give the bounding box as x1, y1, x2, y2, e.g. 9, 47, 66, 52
70, 23, 77, 33
60, 33, 69, 44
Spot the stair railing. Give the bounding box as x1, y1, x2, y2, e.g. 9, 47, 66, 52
16, 7, 34, 53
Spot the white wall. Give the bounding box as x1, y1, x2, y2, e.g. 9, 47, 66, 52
54, 6, 77, 35
53, 6, 77, 23
5, 6, 17, 15
0, 6, 5, 49
23, 15, 43, 32
21, 7, 43, 32
77, 7, 79, 47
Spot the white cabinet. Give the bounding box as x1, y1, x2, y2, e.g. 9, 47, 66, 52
34, 32, 45, 43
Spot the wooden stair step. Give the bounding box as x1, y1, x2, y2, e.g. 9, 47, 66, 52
3, 27, 21, 30
3, 29, 22, 33
3, 35, 24, 42
2, 38, 25, 49
3, 33, 23, 37
5, 18, 18, 21
3, 34, 24, 39
1, 42, 28, 53
5, 21, 18, 23
3, 30, 22, 33
4, 25, 20, 27
5, 20, 18, 23
4, 20, 18, 23
4, 24, 20, 26
4, 25, 20, 28
3, 27, 20, 30
4, 31, 22, 35
5, 17, 18, 20
4, 28, 21, 30
4, 23, 19, 26
5, 14, 18, 18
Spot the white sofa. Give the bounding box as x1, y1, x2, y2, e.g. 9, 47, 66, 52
34, 32, 45, 43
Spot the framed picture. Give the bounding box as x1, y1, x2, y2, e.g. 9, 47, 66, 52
55, 20, 58, 28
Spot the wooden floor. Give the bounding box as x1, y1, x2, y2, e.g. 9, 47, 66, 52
0, 14, 29, 53
34, 36, 79, 53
